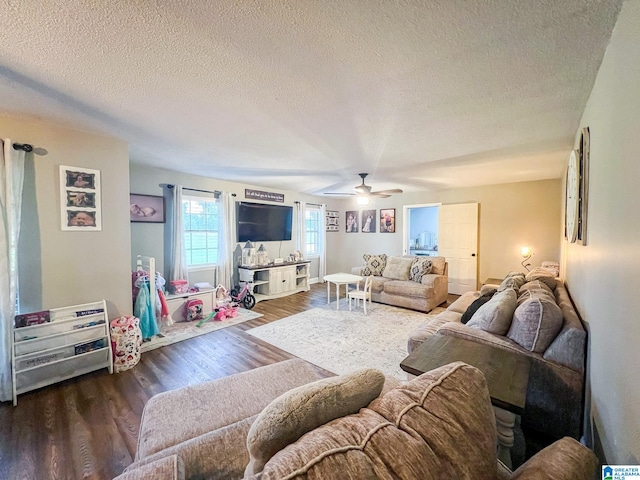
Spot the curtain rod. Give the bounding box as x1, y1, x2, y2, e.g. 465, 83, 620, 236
166, 184, 236, 196
12, 143, 33, 152
294, 201, 324, 207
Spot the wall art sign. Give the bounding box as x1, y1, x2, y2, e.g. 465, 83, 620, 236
59, 165, 102, 231
326, 210, 339, 232
361, 209, 376, 233
346, 210, 359, 233
130, 194, 165, 223
245, 189, 284, 203
380, 208, 396, 233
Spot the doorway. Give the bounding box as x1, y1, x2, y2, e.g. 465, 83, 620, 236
402, 204, 440, 256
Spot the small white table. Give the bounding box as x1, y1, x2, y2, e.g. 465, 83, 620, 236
323, 273, 363, 310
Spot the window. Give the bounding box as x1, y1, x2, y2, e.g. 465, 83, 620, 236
182, 195, 219, 267
305, 207, 321, 255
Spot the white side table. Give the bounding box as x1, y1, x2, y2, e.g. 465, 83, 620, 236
323, 273, 363, 310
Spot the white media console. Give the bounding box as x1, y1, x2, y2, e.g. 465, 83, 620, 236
238, 261, 310, 303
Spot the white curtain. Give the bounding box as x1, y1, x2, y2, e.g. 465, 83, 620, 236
295, 201, 307, 253
170, 185, 188, 282
0, 140, 25, 402
217, 192, 235, 288
318, 204, 327, 278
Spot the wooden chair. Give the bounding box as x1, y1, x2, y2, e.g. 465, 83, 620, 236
348, 275, 373, 314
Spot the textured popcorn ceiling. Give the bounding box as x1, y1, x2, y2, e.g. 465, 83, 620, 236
0, 1, 623, 194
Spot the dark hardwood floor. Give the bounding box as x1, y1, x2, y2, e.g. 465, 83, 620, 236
0, 285, 457, 479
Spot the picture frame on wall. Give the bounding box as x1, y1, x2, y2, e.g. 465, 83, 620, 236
380, 208, 396, 233
59, 165, 102, 231
326, 210, 339, 232
130, 194, 165, 223
361, 209, 376, 233
577, 126, 590, 245
346, 210, 359, 233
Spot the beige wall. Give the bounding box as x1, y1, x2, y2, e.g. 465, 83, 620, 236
0, 114, 132, 317
564, 1, 640, 464
331, 179, 562, 287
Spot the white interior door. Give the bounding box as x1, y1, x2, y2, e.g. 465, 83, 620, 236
438, 203, 478, 295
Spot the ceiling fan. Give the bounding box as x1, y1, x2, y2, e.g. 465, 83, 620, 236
324, 173, 403, 198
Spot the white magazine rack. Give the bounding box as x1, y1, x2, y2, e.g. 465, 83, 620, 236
11, 300, 113, 405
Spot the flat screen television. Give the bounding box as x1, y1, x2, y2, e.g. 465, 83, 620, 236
237, 202, 293, 242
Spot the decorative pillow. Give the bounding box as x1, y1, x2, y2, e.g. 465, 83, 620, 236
467, 288, 517, 335
362, 254, 387, 276
258, 363, 497, 480
410, 257, 432, 283
382, 256, 413, 281
507, 295, 563, 353
245, 368, 385, 476
497, 272, 526, 292
429, 256, 446, 275
518, 280, 555, 305
525, 269, 558, 291
461, 291, 496, 324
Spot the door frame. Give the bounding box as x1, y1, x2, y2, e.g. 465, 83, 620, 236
402, 203, 441, 255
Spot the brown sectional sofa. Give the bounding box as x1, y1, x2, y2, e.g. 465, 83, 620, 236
351, 255, 448, 313
115, 359, 598, 480
408, 278, 587, 443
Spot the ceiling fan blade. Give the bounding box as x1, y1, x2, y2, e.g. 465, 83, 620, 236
371, 193, 391, 198
372, 189, 403, 195
323, 192, 355, 196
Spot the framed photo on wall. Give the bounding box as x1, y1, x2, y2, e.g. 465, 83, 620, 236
59, 165, 102, 231
130, 194, 165, 223
361, 209, 376, 233
345, 210, 359, 233
326, 210, 339, 232
380, 208, 396, 233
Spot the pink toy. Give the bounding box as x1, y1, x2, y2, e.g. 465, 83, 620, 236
213, 305, 238, 321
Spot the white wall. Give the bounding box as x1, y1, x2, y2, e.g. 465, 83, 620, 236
0, 113, 132, 316
564, 0, 640, 464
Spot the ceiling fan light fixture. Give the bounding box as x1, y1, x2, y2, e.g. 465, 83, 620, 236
356, 196, 369, 206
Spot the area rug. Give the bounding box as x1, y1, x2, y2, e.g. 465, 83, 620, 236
142, 308, 263, 353
246, 302, 445, 380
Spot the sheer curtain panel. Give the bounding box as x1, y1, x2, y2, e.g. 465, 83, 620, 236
0, 140, 25, 401
170, 185, 188, 282
217, 192, 235, 289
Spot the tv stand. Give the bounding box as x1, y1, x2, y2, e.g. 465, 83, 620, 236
238, 261, 310, 303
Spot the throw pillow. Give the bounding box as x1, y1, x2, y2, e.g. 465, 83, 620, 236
258, 363, 497, 480
362, 254, 387, 276
429, 256, 446, 275
467, 288, 517, 335
518, 280, 555, 305
382, 256, 413, 281
461, 291, 496, 324
525, 269, 558, 291
245, 368, 385, 476
507, 295, 563, 353
410, 257, 432, 283
497, 272, 526, 292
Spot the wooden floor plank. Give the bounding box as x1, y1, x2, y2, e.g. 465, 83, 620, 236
0, 284, 455, 479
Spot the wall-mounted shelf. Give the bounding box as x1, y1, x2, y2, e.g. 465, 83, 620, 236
11, 300, 113, 406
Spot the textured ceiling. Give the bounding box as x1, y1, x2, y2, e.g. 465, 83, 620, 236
0, 1, 623, 195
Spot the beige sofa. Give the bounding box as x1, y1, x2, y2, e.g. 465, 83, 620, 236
408, 276, 587, 443
115, 359, 598, 480
351, 254, 448, 313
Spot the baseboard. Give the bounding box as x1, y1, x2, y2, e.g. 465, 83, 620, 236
592, 420, 608, 466
309, 277, 319, 284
